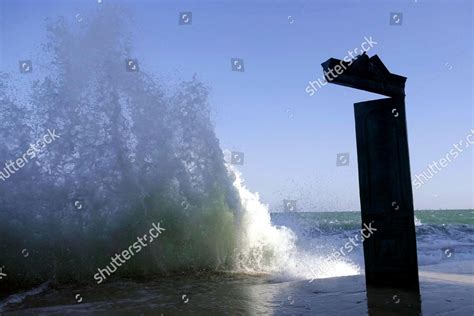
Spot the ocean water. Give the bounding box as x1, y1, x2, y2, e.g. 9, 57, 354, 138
271, 209, 474, 270
2, 208, 472, 314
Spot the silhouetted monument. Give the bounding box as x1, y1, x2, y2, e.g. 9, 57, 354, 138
322, 53, 420, 291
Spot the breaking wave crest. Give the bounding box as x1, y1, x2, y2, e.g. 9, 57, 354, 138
229, 164, 360, 280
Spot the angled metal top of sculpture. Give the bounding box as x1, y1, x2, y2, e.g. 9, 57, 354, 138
321, 53, 406, 97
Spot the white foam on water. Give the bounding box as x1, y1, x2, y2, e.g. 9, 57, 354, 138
228, 163, 360, 280
415, 215, 422, 226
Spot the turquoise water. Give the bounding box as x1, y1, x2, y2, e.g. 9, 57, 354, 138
414, 209, 474, 225
271, 209, 474, 229
271, 209, 474, 268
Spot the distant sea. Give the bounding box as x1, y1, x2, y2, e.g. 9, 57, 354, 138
270, 209, 474, 268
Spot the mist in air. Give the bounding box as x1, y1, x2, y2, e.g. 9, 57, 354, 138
0, 5, 359, 291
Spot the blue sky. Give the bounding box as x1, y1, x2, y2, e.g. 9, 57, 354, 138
1, 0, 472, 211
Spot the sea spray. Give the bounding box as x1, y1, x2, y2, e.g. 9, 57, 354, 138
228, 163, 360, 280
0, 5, 359, 294
0, 7, 240, 291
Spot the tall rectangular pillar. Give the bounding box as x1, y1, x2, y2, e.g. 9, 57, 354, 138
354, 97, 419, 290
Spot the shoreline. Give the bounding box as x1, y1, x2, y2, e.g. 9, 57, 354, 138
2, 261, 472, 315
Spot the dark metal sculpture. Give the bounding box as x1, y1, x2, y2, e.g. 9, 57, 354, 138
322, 54, 420, 291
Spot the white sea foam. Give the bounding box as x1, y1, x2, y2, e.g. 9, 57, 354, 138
228, 163, 360, 280
415, 215, 422, 226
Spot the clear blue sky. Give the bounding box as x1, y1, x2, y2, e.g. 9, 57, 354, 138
1, 0, 472, 211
